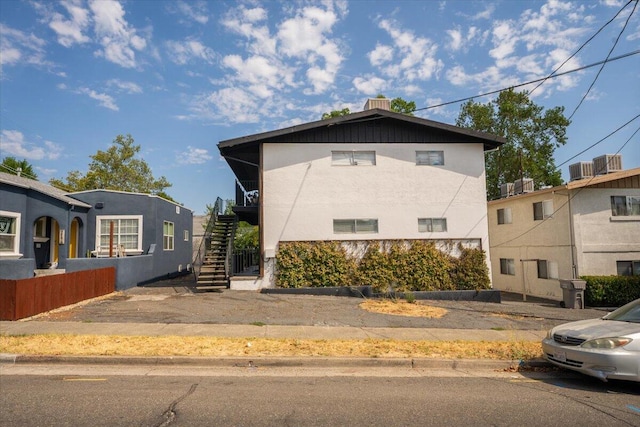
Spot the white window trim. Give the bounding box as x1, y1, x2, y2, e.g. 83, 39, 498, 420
0, 210, 22, 258
331, 150, 376, 166
183, 230, 189, 241
533, 200, 553, 220
95, 215, 143, 255
163, 220, 174, 251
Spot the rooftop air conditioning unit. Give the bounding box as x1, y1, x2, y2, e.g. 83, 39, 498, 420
500, 183, 514, 198
593, 154, 622, 175
514, 178, 534, 195
569, 162, 593, 181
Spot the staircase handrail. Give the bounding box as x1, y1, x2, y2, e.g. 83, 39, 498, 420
225, 215, 238, 281
193, 197, 223, 283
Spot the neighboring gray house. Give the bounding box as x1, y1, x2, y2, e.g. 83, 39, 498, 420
0, 172, 193, 289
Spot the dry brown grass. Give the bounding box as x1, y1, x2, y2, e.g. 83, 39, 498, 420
360, 299, 448, 318
0, 334, 542, 360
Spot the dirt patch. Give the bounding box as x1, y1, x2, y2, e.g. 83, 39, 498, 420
360, 299, 448, 318
0, 334, 541, 360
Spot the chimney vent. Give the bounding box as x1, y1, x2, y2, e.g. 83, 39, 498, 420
364, 98, 391, 111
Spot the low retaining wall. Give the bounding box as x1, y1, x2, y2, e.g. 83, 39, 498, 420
0, 267, 115, 321
260, 287, 501, 302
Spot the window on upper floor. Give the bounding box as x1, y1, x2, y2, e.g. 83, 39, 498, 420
183, 230, 189, 241
497, 208, 512, 224
0, 211, 21, 257
418, 218, 447, 232
611, 196, 640, 216
533, 200, 553, 220
537, 260, 559, 279
96, 215, 143, 254
500, 258, 515, 275
333, 219, 378, 234
331, 151, 376, 166
163, 221, 174, 251
416, 150, 444, 166
617, 260, 640, 276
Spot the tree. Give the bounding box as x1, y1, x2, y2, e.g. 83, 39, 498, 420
321, 108, 351, 120
49, 134, 173, 199
0, 157, 38, 179
456, 89, 570, 200
390, 97, 416, 115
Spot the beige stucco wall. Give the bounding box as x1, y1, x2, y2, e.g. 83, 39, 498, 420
488, 190, 573, 300
261, 142, 491, 287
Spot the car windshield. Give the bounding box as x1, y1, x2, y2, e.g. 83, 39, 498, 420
603, 299, 640, 323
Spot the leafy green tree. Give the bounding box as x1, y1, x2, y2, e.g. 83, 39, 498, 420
321, 108, 351, 120
49, 134, 173, 199
456, 89, 570, 200
0, 157, 38, 179
390, 97, 416, 115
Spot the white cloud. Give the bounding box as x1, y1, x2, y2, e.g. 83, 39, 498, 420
78, 87, 118, 111
107, 79, 142, 94
0, 130, 62, 160
177, 146, 213, 165
221, 6, 276, 56
222, 55, 283, 98
48, 0, 91, 47
368, 44, 394, 66
174, 1, 209, 25
353, 76, 387, 95
0, 24, 49, 70
189, 87, 261, 124
166, 39, 215, 64
89, 0, 146, 68
446, 28, 463, 51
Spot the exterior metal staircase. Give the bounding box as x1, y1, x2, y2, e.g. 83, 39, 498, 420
193, 198, 237, 289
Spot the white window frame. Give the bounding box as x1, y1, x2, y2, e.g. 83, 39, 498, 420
95, 215, 143, 255
416, 150, 444, 166
331, 151, 376, 166
533, 200, 553, 220
183, 230, 189, 241
333, 219, 379, 234
537, 260, 558, 279
611, 196, 640, 216
500, 258, 515, 275
163, 221, 174, 251
418, 218, 447, 232
0, 210, 22, 258
497, 208, 512, 225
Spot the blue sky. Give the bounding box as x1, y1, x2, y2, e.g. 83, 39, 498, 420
1, 0, 638, 215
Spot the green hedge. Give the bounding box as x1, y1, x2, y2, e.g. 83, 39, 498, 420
582, 275, 640, 307
276, 241, 491, 292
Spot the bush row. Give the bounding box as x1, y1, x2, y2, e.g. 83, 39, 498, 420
582, 275, 640, 307
275, 241, 491, 292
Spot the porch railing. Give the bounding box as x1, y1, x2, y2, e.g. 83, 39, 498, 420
233, 248, 260, 275
235, 180, 259, 207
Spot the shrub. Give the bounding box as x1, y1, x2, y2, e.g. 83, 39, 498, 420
275, 242, 355, 288
582, 275, 640, 307
450, 245, 491, 290
354, 242, 394, 292
401, 241, 453, 291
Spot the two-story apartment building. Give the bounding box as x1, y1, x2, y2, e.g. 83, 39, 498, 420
218, 99, 505, 289
488, 165, 640, 301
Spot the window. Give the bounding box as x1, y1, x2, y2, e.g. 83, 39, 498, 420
332, 151, 376, 166
533, 200, 553, 220
183, 230, 189, 241
34, 217, 46, 237
418, 218, 447, 232
611, 196, 640, 216
96, 216, 143, 254
617, 261, 640, 276
333, 219, 378, 234
500, 258, 515, 275
163, 221, 174, 250
537, 260, 558, 279
416, 150, 444, 165
0, 211, 21, 257
497, 208, 512, 225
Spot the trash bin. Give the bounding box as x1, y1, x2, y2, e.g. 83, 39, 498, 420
559, 279, 586, 309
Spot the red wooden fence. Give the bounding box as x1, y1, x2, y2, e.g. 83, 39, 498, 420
0, 267, 115, 321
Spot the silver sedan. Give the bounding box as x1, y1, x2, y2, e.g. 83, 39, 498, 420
541, 298, 640, 382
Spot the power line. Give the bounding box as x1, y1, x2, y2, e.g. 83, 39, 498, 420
416, 49, 640, 112
567, 0, 638, 120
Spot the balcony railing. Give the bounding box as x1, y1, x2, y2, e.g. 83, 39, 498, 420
235, 180, 259, 207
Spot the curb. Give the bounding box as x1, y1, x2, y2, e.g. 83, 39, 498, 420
0, 353, 553, 371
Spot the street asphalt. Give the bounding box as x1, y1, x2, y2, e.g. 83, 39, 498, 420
0, 275, 612, 371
